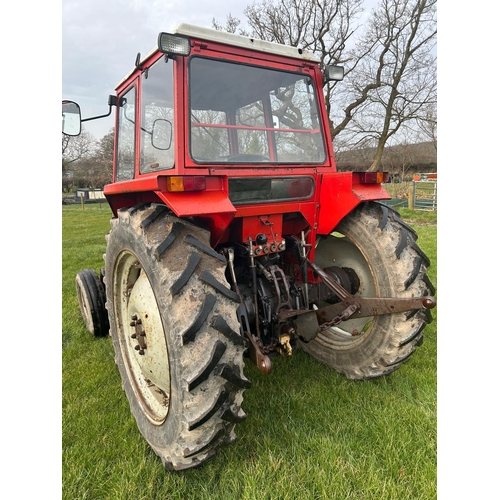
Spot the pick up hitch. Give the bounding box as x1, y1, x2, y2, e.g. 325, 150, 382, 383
243, 330, 273, 374
279, 259, 436, 342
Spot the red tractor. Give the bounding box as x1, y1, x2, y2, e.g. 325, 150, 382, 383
63, 24, 435, 470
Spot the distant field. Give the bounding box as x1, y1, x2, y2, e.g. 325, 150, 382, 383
62, 203, 437, 500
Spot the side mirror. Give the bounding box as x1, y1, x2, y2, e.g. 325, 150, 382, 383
151, 119, 173, 150
62, 100, 82, 136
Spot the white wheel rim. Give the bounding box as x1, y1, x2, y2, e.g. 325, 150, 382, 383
314, 234, 376, 348
114, 251, 170, 424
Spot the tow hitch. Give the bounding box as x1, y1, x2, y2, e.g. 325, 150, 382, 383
280, 259, 436, 342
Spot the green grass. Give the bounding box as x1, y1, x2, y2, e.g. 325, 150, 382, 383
62, 203, 437, 500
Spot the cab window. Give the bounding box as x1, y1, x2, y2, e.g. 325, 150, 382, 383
189, 57, 326, 164
116, 86, 136, 181
140, 58, 175, 173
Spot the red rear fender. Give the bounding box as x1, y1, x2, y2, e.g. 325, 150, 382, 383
317, 172, 391, 234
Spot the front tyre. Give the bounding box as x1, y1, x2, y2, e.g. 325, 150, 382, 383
105, 203, 250, 470
75, 268, 109, 337
303, 202, 435, 380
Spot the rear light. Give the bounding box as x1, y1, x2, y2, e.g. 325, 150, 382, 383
166, 176, 206, 192
357, 172, 389, 184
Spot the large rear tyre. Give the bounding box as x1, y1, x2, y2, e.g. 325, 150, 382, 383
104, 203, 250, 470
302, 202, 435, 380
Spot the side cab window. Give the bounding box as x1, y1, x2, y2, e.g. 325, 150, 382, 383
116, 86, 136, 182
140, 58, 175, 173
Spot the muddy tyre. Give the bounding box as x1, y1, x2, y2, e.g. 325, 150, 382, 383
104, 203, 250, 470
302, 202, 435, 380
75, 268, 109, 337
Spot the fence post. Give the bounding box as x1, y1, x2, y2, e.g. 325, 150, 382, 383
80, 193, 85, 209
408, 182, 415, 210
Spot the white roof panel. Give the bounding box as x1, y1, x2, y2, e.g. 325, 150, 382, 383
117, 23, 319, 89
173, 23, 319, 62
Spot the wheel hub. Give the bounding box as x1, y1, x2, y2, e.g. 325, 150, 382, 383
130, 314, 147, 354
313, 234, 376, 345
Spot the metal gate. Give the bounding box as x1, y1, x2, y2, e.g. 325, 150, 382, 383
413, 180, 437, 211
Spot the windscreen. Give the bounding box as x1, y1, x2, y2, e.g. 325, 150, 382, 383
189, 57, 326, 164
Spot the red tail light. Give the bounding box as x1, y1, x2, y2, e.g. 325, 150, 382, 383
356, 172, 389, 184
166, 176, 206, 192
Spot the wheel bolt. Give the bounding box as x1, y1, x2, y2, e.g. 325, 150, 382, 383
131, 333, 137, 339
130, 321, 136, 326
131, 315, 138, 320
135, 345, 141, 351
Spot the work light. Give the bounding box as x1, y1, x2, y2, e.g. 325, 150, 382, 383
324, 65, 344, 82
158, 33, 191, 56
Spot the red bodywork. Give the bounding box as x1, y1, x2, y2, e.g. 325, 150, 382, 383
104, 33, 390, 263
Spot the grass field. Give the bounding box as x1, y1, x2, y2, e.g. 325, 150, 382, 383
62, 203, 437, 500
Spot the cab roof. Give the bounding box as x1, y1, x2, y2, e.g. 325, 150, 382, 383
117, 23, 319, 89
173, 23, 319, 62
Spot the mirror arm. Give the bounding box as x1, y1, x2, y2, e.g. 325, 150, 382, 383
81, 107, 112, 123
81, 95, 118, 123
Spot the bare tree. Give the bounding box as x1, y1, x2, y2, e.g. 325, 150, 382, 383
213, 0, 437, 172
212, 13, 246, 34
347, 0, 437, 171
62, 128, 114, 190
73, 129, 114, 189
416, 101, 437, 152
62, 128, 96, 173
236, 0, 364, 135
91, 129, 114, 187
384, 131, 416, 181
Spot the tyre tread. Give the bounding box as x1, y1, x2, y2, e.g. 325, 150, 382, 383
303, 201, 435, 380
182, 294, 217, 345
171, 251, 201, 296
105, 203, 248, 470
200, 270, 240, 302
188, 386, 230, 431
187, 340, 227, 391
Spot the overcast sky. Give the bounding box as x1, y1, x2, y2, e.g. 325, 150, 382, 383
62, 0, 253, 139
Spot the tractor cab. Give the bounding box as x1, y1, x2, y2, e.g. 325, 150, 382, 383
63, 25, 343, 169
